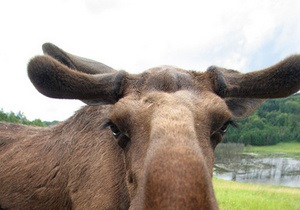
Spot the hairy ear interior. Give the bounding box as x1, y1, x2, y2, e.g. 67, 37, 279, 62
28, 55, 126, 104
42, 42, 116, 74
225, 98, 264, 119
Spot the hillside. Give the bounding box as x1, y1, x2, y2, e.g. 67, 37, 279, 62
224, 93, 300, 145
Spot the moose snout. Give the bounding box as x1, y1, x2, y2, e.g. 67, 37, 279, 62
139, 147, 218, 210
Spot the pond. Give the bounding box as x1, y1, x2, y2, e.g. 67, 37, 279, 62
214, 155, 300, 188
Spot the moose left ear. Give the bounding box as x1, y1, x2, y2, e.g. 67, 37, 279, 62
28, 55, 127, 104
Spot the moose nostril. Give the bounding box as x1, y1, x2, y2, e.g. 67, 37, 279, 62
128, 173, 134, 184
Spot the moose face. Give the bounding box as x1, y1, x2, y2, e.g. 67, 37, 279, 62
109, 92, 231, 208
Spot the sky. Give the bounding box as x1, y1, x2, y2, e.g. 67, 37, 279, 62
0, 0, 299, 121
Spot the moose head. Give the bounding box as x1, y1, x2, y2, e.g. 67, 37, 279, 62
28, 43, 300, 209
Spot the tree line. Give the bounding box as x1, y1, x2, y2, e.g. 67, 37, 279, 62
0, 109, 58, 127
224, 93, 300, 146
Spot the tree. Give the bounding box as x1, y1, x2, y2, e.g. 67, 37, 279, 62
0, 109, 46, 127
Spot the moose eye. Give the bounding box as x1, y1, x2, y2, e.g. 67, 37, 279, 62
218, 120, 237, 135
103, 120, 130, 149
219, 122, 229, 134
110, 124, 121, 137
210, 120, 237, 149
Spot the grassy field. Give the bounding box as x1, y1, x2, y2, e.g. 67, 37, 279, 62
213, 178, 300, 210
246, 142, 300, 158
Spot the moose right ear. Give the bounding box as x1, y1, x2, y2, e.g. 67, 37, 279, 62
42, 42, 116, 74
28, 55, 127, 105
206, 55, 300, 119
209, 55, 300, 99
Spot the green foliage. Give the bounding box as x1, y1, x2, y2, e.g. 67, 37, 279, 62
224, 93, 300, 146
0, 109, 51, 127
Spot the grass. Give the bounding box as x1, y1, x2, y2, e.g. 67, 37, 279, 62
213, 178, 300, 210
246, 142, 300, 158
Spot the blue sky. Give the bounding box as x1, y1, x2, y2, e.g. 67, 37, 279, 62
0, 0, 299, 121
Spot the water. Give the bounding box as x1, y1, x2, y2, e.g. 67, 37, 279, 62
214, 156, 300, 188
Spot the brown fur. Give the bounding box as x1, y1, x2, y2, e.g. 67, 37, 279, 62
1, 43, 299, 209
0, 106, 129, 210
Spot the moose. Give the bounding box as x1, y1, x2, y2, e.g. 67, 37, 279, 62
0, 43, 299, 210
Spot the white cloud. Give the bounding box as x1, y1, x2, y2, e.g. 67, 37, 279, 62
0, 0, 299, 121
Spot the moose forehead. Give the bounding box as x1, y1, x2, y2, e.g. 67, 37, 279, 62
112, 66, 230, 129
113, 90, 230, 123
137, 66, 199, 92
114, 65, 229, 110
